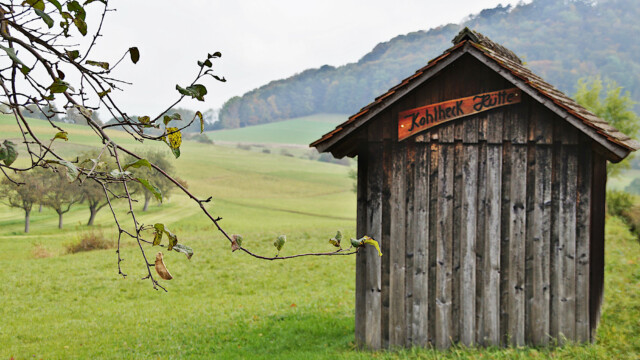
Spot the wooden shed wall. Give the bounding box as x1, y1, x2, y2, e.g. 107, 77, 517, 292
354, 55, 607, 349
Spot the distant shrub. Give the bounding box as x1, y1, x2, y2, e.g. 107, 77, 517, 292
262, 148, 271, 154
607, 190, 634, 217
236, 144, 251, 151
187, 133, 214, 144
318, 152, 350, 166
280, 149, 294, 157
607, 190, 640, 239
66, 229, 114, 254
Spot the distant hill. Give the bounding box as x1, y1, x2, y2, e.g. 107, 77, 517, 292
207, 114, 347, 146
217, 0, 640, 129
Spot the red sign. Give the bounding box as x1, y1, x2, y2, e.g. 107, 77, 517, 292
398, 87, 522, 141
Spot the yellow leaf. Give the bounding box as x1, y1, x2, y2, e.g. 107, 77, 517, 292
166, 127, 182, 149
362, 236, 382, 256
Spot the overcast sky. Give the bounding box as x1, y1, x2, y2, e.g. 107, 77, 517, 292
89, 0, 530, 119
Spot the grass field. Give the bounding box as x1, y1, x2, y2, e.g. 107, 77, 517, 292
1, 116, 640, 359
206, 114, 347, 146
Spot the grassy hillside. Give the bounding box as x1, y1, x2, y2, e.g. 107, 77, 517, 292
207, 113, 347, 146
1, 117, 640, 358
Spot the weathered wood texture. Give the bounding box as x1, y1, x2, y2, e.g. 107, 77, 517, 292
353, 54, 606, 349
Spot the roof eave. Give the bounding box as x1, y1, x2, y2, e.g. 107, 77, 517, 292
464, 47, 632, 162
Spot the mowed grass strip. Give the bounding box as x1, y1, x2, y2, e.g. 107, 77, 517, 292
0, 117, 639, 358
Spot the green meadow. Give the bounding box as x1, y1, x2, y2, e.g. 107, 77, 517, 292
1, 116, 640, 359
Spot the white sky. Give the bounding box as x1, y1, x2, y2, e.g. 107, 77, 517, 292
87, 0, 530, 119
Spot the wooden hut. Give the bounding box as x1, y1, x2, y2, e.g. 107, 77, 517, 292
310, 28, 639, 349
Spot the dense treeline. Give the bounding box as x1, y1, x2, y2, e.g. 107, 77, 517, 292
218, 0, 640, 129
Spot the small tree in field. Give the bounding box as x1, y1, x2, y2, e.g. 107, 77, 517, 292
78, 151, 119, 226
127, 150, 181, 212
575, 77, 640, 176
0, 168, 45, 233
42, 166, 83, 229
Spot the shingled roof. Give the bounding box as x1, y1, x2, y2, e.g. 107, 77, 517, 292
310, 28, 639, 161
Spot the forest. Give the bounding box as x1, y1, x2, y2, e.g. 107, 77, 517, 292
216, 0, 640, 129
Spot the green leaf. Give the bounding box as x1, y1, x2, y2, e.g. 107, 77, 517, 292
196, 111, 204, 133
86, 60, 109, 70
48, 78, 69, 93
34, 8, 54, 28
350, 238, 362, 248
129, 47, 140, 64
176, 84, 207, 101
208, 52, 221, 59
23, 0, 45, 11
97, 88, 111, 98
46, 0, 62, 11
329, 230, 342, 248
0, 140, 18, 166
123, 158, 151, 171
172, 243, 193, 260
53, 131, 68, 141
136, 178, 162, 203
20, 65, 31, 75
67, 0, 86, 20
46, 159, 79, 181
65, 49, 80, 61
153, 223, 164, 246
163, 113, 181, 126
197, 59, 212, 68
0, 45, 25, 66
171, 147, 180, 159
73, 17, 87, 36
165, 229, 178, 251
273, 235, 286, 253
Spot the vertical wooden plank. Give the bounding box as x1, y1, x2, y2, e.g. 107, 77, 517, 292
381, 140, 392, 348
452, 141, 463, 344
486, 110, 503, 144
355, 148, 368, 347
530, 145, 552, 345
405, 142, 416, 346
412, 141, 429, 346
365, 141, 383, 350
589, 153, 606, 341
483, 144, 502, 345
508, 144, 527, 346
436, 142, 454, 349
475, 142, 487, 345
460, 141, 478, 346
524, 142, 535, 345
549, 140, 561, 341
576, 147, 592, 342
428, 142, 439, 345
500, 141, 511, 346
561, 145, 578, 341
389, 144, 407, 347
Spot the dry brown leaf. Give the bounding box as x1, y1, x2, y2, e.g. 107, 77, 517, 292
154, 252, 173, 280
